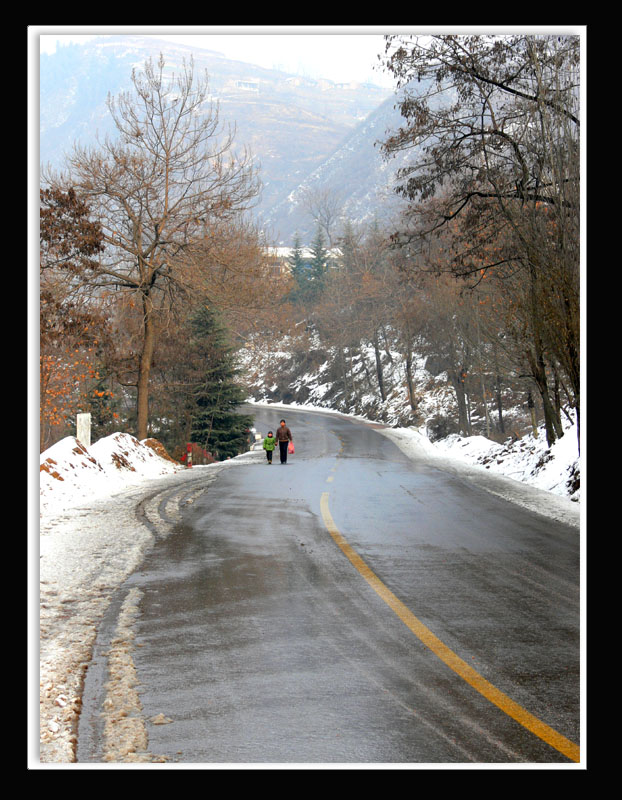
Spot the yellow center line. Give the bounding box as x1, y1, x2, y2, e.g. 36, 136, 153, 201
319, 492, 580, 763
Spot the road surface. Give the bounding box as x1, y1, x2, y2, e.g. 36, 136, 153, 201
77, 405, 581, 765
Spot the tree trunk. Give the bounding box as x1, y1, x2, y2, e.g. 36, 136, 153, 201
405, 350, 417, 412
361, 355, 374, 394
480, 374, 491, 438
136, 291, 156, 441
527, 391, 538, 438
527, 348, 563, 447
373, 331, 387, 402
495, 375, 505, 434
450, 370, 471, 436
348, 349, 357, 398
525, 260, 564, 447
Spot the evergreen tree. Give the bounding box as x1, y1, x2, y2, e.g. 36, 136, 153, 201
288, 231, 310, 305
288, 232, 307, 280
305, 224, 328, 303
309, 224, 328, 283
287, 226, 328, 306
189, 304, 254, 460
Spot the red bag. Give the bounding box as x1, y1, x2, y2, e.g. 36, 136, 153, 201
288, 441, 295, 454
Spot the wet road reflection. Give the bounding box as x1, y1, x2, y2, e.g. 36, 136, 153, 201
126, 406, 580, 764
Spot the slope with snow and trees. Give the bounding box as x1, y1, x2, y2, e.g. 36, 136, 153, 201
36, 33, 583, 762
39, 34, 581, 492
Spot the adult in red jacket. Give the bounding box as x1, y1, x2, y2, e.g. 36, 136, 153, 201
274, 419, 293, 464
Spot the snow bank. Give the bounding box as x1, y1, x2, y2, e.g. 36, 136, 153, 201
39, 433, 184, 516
430, 419, 580, 502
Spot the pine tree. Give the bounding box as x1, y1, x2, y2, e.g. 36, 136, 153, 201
299, 224, 328, 304
288, 232, 306, 279
309, 224, 328, 283
189, 304, 254, 460
288, 231, 310, 305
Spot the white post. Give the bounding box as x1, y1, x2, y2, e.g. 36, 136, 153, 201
76, 413, 92, 448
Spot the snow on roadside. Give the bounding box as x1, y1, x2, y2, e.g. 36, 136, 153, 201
37, 434, 189, 763
39, 433, 185, 517
432, 423, 581, 500
36, 433, 265, 763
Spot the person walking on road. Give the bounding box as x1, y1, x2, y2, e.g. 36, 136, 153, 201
263, 431, 276, 464
275, 419, 293, 464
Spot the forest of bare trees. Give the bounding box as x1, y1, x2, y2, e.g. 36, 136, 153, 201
380, 34, 580, 449
266, 34, 580, 451
40, 35, 581, 461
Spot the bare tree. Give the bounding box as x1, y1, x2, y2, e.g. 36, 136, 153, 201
380, 34, 581, 446
44, 55, 260, 439
381, 34, 580, 225
300, 186, 344, 247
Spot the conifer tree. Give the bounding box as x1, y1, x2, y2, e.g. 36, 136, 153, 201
310, 224, 328, 282
288, 232, 310, 305
189, 304, 253, 460
304, 224, 328, 303
288, 232, 306, 279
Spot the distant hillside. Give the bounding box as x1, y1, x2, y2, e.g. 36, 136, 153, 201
39, 35, 395, 244
261, 91, 414, 245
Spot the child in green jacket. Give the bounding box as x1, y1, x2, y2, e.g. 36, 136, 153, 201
263, 431, 276, 464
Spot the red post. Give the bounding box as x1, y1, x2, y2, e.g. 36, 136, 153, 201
186, 443, 193, 468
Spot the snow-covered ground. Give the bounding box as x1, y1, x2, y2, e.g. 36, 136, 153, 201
34, 405, 582, 764
394, 413, 581, 502
39, 432, 185, 517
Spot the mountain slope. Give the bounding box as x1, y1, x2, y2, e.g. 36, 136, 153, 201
260, 91, 414, 243
39, 35, 393, 239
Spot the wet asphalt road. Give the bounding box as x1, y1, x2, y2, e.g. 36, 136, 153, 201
124, 406, 580, 764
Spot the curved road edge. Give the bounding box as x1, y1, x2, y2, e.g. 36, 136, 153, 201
378, 427, 581, 530
247, 401, 581, 530
37, 455, 259, 764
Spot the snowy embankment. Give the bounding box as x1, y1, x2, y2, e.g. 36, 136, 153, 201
391, 415, 581, 503
39, 433, 185, 517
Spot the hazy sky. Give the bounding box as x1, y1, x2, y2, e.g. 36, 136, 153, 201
34, 26, 585, 90
35, 26, 399, 88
